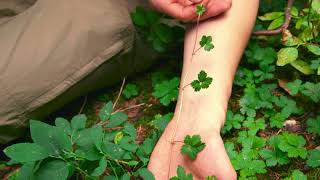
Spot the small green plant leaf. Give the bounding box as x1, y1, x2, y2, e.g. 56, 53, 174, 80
107, 112, 128, 128
306, 115, 320, 135
55, 117, 72, 135
137, 168, 155, 180
33, 160, 69, 180
99, 101, 113, 121
284, 170, 307, 180
4, 143, 48, 163
191, 70, 213, 92
259, 149, 290, 167
306, 149, 320, 168
153, 77, 180, 106
258, 12, 284, 21
30, 120, 72, 155
130, 7, 148, 27
71, 114, 87, 131
306, 44, 320, 55
290, 60, 314, 75
91, 158, 108, 177
199, 35, 214, 51
181, 135, 206, 160
123, 84, 139, 99
196, 4, 206, 16
286, 79, 302, 95
268, 17, 284, 30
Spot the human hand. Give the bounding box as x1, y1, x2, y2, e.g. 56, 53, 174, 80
148, 110, 237, 180
150, 0, 232, 22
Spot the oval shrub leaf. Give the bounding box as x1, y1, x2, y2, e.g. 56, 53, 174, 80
306, 44, 320, 55
277, 48, 298, 66
34, 160, 69, 180
290, 60, 314, 75
4, 143, 48, 163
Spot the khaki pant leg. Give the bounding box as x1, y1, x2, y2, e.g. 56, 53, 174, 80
0, 0, 153, 144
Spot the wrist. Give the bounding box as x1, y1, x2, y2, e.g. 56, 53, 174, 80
167, 103, 226, 141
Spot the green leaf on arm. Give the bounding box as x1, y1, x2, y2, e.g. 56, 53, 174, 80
199, 35, 214, 51
196, 4, 206, 16
169, 166, 193, 180
4, 143, 49, 163
191, 70, 213, 92
181, 135, 206, 160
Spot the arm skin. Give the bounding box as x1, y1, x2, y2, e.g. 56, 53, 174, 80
148, 0, 259, 179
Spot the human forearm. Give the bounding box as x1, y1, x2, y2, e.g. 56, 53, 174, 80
172, 0, 259, 137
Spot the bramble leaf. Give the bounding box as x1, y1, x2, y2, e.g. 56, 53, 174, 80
191, 70, 213, 92
199, 35, 214, 51
306, 149, 320, 168
181, 135, 206, 160
259, 149, 290, 167
153, 77, 180, 106
196, 5, 206, 16
283, 170, 307, 180
169, 166, 193, 180
306, 115, 320, 135
123, 84, 139, 99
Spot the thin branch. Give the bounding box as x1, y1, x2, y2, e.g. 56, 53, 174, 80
253, 0, 295, 36
78, 95, 88, 114
112, 103, 146, 114
113, 78, 126, 109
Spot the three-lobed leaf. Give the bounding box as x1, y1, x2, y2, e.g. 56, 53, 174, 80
181, 135, 206, 160
191, 70, 213, 92
199, 35, 214, 51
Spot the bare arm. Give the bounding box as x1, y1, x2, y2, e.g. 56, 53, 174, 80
149, 1, 260, 179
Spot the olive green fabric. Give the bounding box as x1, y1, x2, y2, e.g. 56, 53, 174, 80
0, 0, 155, 143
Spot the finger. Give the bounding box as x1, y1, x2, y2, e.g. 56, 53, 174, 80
200, 0, 232, 21
168, 143, 192, 177
178, 0, 194, 6
156, 1, 198, 22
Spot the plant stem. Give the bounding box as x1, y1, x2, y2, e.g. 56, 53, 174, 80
113, 78, 126, 109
